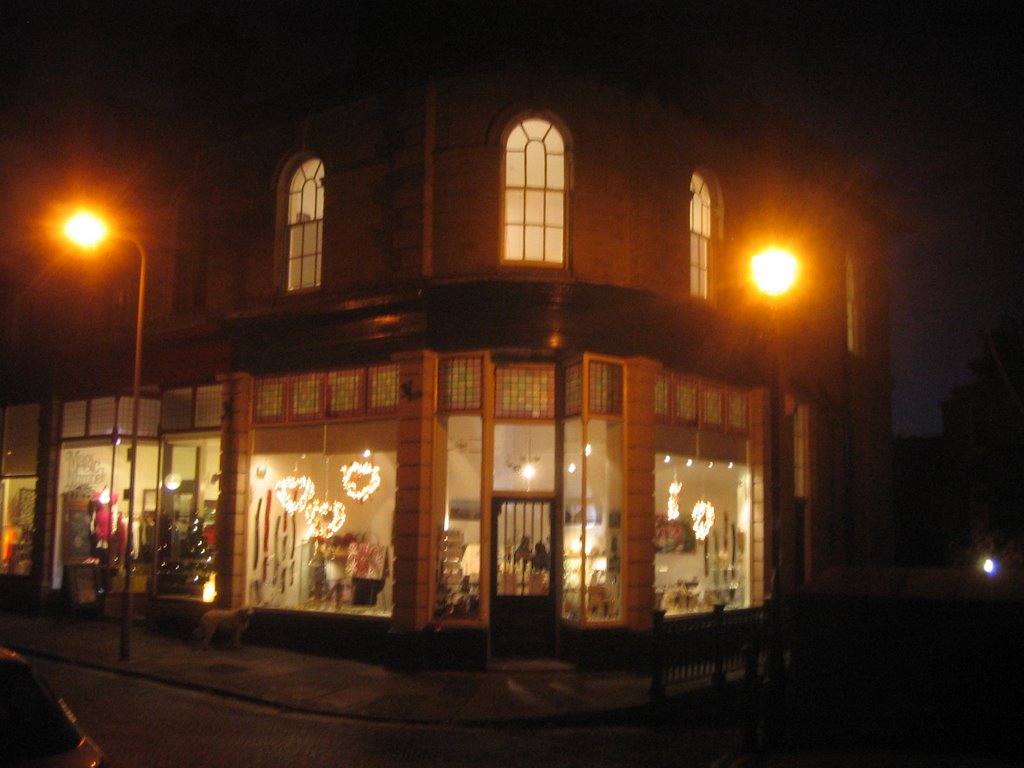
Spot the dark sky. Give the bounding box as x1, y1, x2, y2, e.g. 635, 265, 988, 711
2, 1, 1021, 436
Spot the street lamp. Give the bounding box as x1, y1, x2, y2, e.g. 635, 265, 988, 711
751, 245, 797, 748
65, 211, 147, 662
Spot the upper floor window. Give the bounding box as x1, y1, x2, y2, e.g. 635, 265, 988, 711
503, 118, 565, 266
689, 172, 713, 299
286, 157, 324, 292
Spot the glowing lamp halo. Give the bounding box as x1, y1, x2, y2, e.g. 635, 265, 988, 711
274, 475, 316, 517
340, 461, 381, 503
752, 247, 798, 297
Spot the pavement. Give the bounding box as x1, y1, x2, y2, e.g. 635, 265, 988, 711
0, 610, 667, 727
3, 610, 1020, 768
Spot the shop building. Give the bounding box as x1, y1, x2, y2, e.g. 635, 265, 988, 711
1, 69, 893, 668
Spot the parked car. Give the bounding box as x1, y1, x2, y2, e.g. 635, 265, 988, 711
0, 646, 108, 767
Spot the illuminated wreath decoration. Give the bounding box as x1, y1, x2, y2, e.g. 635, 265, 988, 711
304, 499, 347, 538
274, 476, 316, 517
667, 480, 683, 521
691, 499, 716, 542
340, 461, 381, 503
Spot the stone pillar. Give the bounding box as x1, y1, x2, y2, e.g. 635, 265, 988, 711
390, 350, 438, 633
217, 372, 253, 609
624, 357, 659, 633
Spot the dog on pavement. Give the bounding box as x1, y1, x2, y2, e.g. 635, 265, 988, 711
194, 606, 254, 649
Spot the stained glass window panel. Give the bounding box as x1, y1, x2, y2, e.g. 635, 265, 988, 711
564, 363, 582, 416
327, 369, 365, 418
254, 377, 287, 423
290, 374, 324, 421
439, 357, 483, 412
727, 390, 748, 434
495, 366, 555, 419
588, 360, 623, 415
194, 385, 222, 428
701, 385, 724, 429
654, 375, 669, 421
61, 401, 87, 438
674, 379, 698, 425
367, 364, 399, 415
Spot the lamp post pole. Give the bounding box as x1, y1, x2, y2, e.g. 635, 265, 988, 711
63, 213, 146, 662
751, 246, 797, 749
121, 236, 147, 662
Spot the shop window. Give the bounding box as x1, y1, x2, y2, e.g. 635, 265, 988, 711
434, 415, 482, 619
285, 157, 324, 292
561, 418, 623, 623
2, 404, 39, 576
654, 435, 751, 616
588, 360, 623, 416
55, 437, 160, 590
249, 420, 396, 616
155, 436, 220, 599
690, 172, 714, 299
503, 117, 566, 265
254, 365, 399, 425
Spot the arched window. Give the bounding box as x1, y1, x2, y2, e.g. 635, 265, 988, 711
689, 173, 713, 299
504, 118, 565, 265
286, 157, 324, 291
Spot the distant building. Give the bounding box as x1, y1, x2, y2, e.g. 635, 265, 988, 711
1, 64, 893, 666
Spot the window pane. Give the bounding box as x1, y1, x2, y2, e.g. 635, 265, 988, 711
522, 119, 550, 141
544, 226, 563, 263
547, 156, 564, 190
525, 189, 545, 225
493, 422, 555, 492
561, 418, 583, 622
544, 126, 564, 154
524, 225, 544, 261
545, 190, 563, 225
526, 142, 545, 187
506, 151, 525, 188
506, 125, 528, 152
505, 189, 524, 224
505, 225, 523, 261
288, 257, 303, 291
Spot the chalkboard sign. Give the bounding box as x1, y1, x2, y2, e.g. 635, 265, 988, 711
64, 564, 103, 617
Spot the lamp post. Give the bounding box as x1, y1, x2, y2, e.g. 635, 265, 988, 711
64, 212, 147, 662
751, 246, 797, 748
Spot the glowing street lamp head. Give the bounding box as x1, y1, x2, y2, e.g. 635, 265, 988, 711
752, 247, 798, 297
64, 211, 108, 249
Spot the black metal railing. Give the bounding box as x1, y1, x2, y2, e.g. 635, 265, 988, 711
650, 604, 765, 699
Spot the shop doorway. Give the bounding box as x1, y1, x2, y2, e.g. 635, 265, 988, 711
490, 497, 555, 657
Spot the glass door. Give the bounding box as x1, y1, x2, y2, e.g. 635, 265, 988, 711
491, 497, 555, 657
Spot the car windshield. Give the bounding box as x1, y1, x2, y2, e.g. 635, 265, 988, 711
0, 662, 82, 761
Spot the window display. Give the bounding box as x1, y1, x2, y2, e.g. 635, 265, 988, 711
54, 439, 159, 591
2, 405, 39, 576
654, 448, 751, 614
561, 418, 623, 623
155, 435, 220, 599
434, 415, 482, 619
249, 420, 396, 616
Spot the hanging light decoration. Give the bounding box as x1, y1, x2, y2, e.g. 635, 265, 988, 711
304, 498, 347, 538
340, 461, 381, 503
692, 499, 716, 542
274, 475, 316, 517
667, 480, 683, 521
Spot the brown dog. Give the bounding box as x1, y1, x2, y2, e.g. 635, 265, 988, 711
194, 606, 254, 648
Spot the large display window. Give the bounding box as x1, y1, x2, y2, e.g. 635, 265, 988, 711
155, 434, 220, 599
654, 439, 751, 614
54, 439, 159, 590
2, 405, 39, 576
249, 420, 396, 616
561, 418, 623, 623
434, 415, 483, 619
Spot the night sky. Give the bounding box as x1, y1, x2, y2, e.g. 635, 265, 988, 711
2, 1, 1021, 436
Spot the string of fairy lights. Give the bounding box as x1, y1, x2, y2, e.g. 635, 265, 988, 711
272, 455, 381, 538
